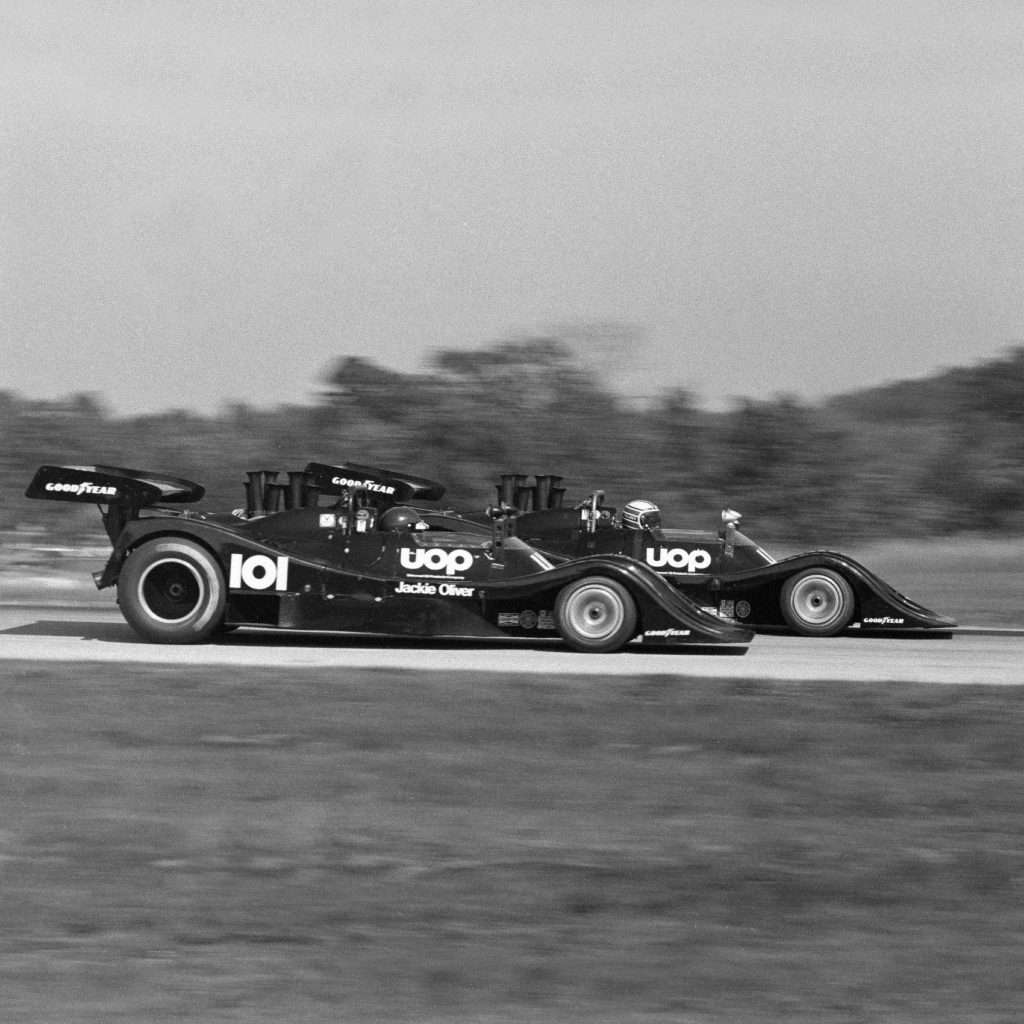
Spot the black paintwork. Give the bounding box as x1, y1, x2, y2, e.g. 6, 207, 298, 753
25, 463, 753, 648
27, 459, 956, 640
438, 501, 958, 633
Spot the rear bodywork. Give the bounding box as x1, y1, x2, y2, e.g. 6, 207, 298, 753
25, 463, 753, 649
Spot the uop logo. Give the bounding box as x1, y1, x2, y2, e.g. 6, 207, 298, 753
646, 547, 712, 573
229, 554, 290, 591
45, 480, 117, 497
399, 548, 473, 576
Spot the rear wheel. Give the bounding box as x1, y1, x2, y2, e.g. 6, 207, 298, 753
118, 538, 226, 643
780, 569, 855, 636
554, 576, 638, 653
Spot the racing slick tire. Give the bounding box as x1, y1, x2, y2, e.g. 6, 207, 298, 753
118, 538, 227, 644
780, 568, 855, 637
554, 576, 638, 653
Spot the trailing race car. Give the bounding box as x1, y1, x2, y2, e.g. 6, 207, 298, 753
24, 463, 753, 653
423, 472, 956, 637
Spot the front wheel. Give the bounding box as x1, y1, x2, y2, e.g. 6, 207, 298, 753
780, 569, 855, 637
118, 538, 227, 643
554, 576, 638, 653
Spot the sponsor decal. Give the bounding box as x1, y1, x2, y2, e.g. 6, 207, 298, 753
331, 475, 396, 495
735, 600, 751, 619
646, 547, 712, 573
498, 610, 557, 630
45, 480, 118, 498
862, 616, 905, 626
719, 600, 736, 619
644, 628, 692, 638
395, 581, 474, 597
319, 513, 336, 528
399, 547, 473, 576
229, 554, 290, 591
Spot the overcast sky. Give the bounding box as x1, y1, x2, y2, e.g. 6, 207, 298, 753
3, 1, 1022, 414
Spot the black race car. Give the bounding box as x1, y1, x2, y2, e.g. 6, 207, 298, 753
25, 463, 753, 653
424, 472, 957, 637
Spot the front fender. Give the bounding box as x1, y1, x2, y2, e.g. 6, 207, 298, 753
717, 551, 957, 630
480, 554, 755, 643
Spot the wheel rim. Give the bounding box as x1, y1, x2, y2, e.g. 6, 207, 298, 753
789, 574, 846, 627
138, 558, 205, 623
564, 585, 625, 641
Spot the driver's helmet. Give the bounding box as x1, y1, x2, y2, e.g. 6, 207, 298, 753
622, 499, 661, 531
380, 506, 428, 532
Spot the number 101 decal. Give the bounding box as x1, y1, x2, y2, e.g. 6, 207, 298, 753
229, 553, 290, 591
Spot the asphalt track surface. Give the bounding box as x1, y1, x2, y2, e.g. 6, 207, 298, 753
1, 603, 1021, 683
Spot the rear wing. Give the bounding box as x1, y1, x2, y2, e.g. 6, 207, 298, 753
304, 462, 446, 503
26, 465, 205, 506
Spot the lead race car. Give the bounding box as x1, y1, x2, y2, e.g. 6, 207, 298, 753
24, 462, 754, 653
423, 472, 957, 637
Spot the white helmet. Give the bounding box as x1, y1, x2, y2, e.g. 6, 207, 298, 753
622, 499, 661, 531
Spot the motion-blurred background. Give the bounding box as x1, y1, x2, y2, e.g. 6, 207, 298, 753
3, 339, 1023, 549
3, 2, 1022, 546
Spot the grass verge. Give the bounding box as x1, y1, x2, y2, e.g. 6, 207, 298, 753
2, 662, 1024, 1023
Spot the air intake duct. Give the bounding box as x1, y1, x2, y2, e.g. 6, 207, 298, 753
495, 473, 565, 512
287, 471, 311, 510
532, 474, 564, 510
496, 474, 528, 509
245, 470, 277, 514
244, 469, 325, 514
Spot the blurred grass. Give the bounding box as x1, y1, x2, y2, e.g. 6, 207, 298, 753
3, 663, 1024, 1022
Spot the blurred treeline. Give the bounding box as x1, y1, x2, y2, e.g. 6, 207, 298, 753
3, 340, 1022, 546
